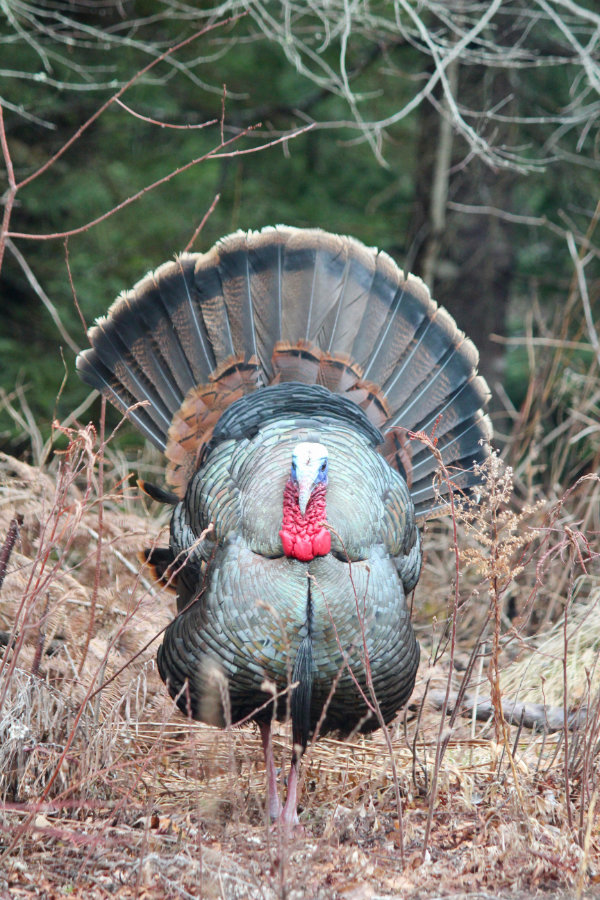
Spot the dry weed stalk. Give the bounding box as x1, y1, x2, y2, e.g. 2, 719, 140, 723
407, 420, 600, 872
0, 424, 99, 716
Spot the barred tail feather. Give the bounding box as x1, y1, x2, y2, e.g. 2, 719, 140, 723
76, 350, 169, 450
321, 236, 375, 356
77, 225, 492, 513
150, 256, 216, 388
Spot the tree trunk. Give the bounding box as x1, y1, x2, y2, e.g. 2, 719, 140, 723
407, 67, 516, 409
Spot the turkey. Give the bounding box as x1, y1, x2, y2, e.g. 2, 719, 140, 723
77, 226, 492, 826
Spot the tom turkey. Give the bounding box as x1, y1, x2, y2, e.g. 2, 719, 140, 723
77, 226, 492, 825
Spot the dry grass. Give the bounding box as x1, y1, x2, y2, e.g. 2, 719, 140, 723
0, 396, 599, 898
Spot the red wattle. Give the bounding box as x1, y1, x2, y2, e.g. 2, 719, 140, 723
280, 479, 330, 562
294, 538, 313, 562
312, 528, 331, 556
279, 530, 294, 556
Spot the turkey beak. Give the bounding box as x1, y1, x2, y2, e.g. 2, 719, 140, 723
298, 479, 313, 517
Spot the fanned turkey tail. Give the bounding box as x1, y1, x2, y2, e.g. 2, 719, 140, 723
77, 226, 492, 515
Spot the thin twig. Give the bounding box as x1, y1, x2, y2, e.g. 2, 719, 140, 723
78, 399, 105, 676
0, 102, 17, 273
114, 99, 218, 131
5, 238, 80, 354
183, 193, 221, 254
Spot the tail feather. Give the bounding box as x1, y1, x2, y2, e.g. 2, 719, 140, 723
77, 226, 492, 515
81, 320, 174, 439
216, 232, 261, 368
317, 354, 363, 394
410, 414, 492, 517
361, 275, 432, 389
280, 229, 347, 347
385, 337, 479, 427
108, 296, 185, 415
403, 375, 491, 447
76, 351, 168, 449
272, 341, 323, 384
192, 248, 236, 363
411, 415, 492, 480
411, 464, 484, 517
151, 256, 215, 388
349, 251, 400, 370
381, 308, 459, 406
247, 227, 286, 378
321, 236, 375, 356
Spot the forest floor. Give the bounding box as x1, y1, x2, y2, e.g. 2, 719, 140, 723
0, 444, 599, 899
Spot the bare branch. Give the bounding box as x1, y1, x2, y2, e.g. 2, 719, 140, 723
114, 99, 218, 131
0, 102, 16, 273
5, 238, 80, 354
16, 16, 245, 192
6, 124, 314, 241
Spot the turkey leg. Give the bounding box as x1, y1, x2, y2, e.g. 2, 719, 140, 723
279, 756, 301, 826
259, 721, 283, 820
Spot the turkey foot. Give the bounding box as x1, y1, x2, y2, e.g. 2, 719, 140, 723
270, 762, 305, 836
260, 723, 304, 834
277, 759, 304, 833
